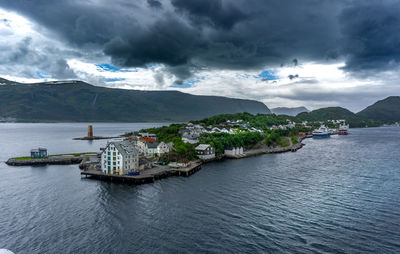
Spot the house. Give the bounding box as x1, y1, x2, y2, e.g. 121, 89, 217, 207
138, 158, 152, 170
211, 127, 221, 133
137, 133, 157, 140
224, 147, 244, 157
169, 159, 190, 168
136, 137, 158, 157
195, 144, 215, 160
101, 141, 139, 175
31, 148, 47, 159
182, 133, 200, 144
157, 141, 172, 155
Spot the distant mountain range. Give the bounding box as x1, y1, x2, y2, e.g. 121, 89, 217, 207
271, 106, 309, 116
0, 77, 399, 125
0, 78, 270, 122
296, 97, 400, 127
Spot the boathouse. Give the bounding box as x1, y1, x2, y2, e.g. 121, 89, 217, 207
224, 147, 244, 157
195, 144, 215, 160
30, 148, 47, 159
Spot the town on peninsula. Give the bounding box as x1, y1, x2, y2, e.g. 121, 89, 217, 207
7, 112, 390, 184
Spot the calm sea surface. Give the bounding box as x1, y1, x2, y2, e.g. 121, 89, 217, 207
0, 124, 399, 254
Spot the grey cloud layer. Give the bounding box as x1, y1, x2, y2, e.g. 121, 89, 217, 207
1, 0, 400, 80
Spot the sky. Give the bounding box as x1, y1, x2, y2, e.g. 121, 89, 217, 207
1, 0, 400, 112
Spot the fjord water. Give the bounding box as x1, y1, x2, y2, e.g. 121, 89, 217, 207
0, 124, 400, 253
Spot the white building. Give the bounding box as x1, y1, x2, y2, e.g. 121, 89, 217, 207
136, 137, 158, 157
137, 138, 172, 157
182, 133, 200, 144
101, 141, 139, 175
224, 147, 244, 157
195, 144, 215, 160
157, 141, 173, 155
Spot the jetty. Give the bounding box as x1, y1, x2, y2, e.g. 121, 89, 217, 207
81, 161, 202, 184
6, 156, 83, 166
6, 153, 97, 166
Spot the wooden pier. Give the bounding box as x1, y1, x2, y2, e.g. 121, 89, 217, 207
81, 162, 202, 184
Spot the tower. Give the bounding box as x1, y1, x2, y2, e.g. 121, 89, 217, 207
88, 125, 93, 138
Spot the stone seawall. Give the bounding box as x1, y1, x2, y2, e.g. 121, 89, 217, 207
6, 157, 83, 166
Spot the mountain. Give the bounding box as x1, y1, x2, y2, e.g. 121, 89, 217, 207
296, 106, 384, 127
357, 96, 400, 122
297, 107, 358, 121
271, 106, 309, 116
0, 78, 270, 122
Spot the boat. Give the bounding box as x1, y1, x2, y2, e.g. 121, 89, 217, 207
312, 125, 331, 138
329, 128, 338, 135
338, 124, 349, 135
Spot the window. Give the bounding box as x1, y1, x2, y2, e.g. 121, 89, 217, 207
113, 152, 116, 156
113, 157, 116, 161
113, 162, 116, 165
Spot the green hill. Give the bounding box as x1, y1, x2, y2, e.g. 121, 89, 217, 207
357, 96, 400, 122
297, 107, 358, 121
0, 79, 270, 122
296, 107, 373, 127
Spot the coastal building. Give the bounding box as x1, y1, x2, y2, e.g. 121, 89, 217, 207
169, 159, 190, 168
137, 133, 157, 140
224, 147, 244, 157
182, 133, 200, 144
138, 158, 152, 170
101, 141, 139, 175
195, 144, 215, 160
30, 148, 47, 159
157, 141, 173, 155
136, 137, 158, 157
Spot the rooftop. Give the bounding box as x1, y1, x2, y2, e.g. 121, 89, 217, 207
196, 144, 211, 150
112, 141, 139, 157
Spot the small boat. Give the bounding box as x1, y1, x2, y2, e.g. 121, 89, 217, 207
329, 128, 338, 135
338, 124, 349, 135
312, 125, 331, 138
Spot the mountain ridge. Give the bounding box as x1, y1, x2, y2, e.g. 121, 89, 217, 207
0, 78, 271, 122
271, 106, 309, 116
357, 96, 400, 122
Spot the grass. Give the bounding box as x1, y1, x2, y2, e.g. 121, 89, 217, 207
277, 137, 291, 147
291, 135, 298, 145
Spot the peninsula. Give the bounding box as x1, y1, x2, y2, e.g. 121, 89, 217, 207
80, 112, 325, 184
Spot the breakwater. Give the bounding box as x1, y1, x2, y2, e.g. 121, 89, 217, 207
6, 157, 83, 166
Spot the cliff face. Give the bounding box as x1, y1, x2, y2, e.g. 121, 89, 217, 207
0, 79, 270, 122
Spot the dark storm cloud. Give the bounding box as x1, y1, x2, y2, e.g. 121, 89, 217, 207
147, 0, 162, 9
1, 0, 400, 80
171, 0, 248, 29
339, 0, 400, 74
0, 36, 77, 79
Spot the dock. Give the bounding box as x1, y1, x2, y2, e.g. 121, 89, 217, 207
81, 162, 202, 184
